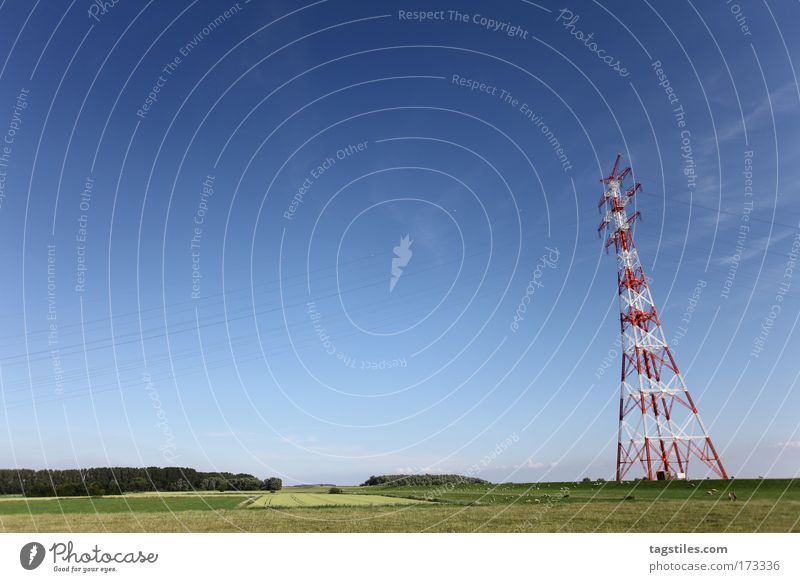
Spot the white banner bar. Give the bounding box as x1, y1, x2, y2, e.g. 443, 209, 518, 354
1, 533, 795, 580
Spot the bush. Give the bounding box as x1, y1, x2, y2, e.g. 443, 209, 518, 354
328, 487, 343, 494
26, 483, 54, 497
4, 467, 264, 497
56, 483, 80, 496
86, 482, 105, 496
360, 474, 489, 487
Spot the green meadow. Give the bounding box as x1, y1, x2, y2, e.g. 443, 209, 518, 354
246, 492, 424, 508
0, 479, 797, 532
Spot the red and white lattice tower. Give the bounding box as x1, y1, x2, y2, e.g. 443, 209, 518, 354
598, 155, 728, 481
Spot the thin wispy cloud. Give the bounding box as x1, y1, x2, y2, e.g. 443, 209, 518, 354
718, 81, 799, 142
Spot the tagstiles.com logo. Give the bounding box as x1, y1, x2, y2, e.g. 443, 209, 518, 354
390, 234, 413, 293
18, 540, 158, 573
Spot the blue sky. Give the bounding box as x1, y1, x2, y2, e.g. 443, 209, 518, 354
0, 0, 798, 484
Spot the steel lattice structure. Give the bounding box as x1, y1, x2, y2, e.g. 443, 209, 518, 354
598, 155, 728, 481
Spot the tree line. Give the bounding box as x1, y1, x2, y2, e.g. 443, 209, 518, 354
361, 474, 489, 487
0, 467, 283, 497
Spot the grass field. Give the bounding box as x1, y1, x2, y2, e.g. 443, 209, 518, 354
0, 493, 250, 514
0, 479, 797, 533
246, 492, 424, 508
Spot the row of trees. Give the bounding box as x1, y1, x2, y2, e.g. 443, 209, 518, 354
0, 468, 282, 497
361, 474, 489, 487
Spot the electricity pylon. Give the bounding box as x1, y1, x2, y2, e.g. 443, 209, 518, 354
597, 155, 728, 481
